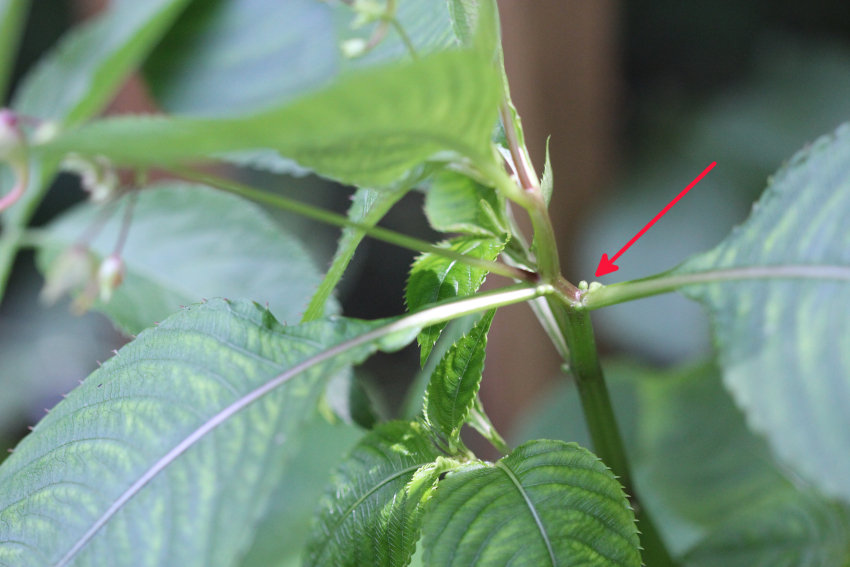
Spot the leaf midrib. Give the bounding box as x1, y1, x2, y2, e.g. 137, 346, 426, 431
495, 460, 557, 567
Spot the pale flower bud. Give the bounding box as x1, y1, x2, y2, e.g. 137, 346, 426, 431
97, 254, 125, 303
61, 153, 119, 203
40, 246, 98, 305
341, 38, 368, 58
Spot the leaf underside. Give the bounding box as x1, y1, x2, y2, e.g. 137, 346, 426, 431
676, 122, 850, 502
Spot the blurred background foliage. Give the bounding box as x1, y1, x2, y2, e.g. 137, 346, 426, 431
3, 0, 850, 560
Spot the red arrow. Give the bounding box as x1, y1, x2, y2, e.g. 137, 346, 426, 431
595, 161, 717, 278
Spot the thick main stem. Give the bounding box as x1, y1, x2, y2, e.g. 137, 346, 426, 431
548, 300, 676, 567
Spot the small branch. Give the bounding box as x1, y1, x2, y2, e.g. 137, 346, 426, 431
583, 265, 850, 310
391, 19, 418, 60
173, 168, 534, 283
112, 189, 138, 256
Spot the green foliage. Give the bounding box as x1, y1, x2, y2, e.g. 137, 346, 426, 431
0, 299, 384, 566
676, 122, 850, 503
143, 0, 457, 116
37, 182, 328, 335
3, 1, 850, 566
39, 46, 501, 188
406, 235, 506, 366
421, 440, 642, 567
514, 361, 850, 564
424, 309, 494, 445
12, 0, 193, 127
423, 170, 504, 236
303, 421, 445, 567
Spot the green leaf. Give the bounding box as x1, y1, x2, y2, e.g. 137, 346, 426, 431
302, 183, 410, 323
401, 313, 482, 420
406, 235, 506, 366
424, 309, 494, 443
303, 421, 448, 567
447, 0, 478, 46
238, 413, 364, 567
144, 0, 458, 116
513, 360, 850, 561
37, 182, 329, 335
0, 0, 28, 100
423, 170, 504, 236
685, 493, 850, 567
0, 299, 390, 567
421, 440, 641, 567
12, 0, 193, 126
674, 123, 850, 502
541, 137, 553, 207
39, 47, 502, 188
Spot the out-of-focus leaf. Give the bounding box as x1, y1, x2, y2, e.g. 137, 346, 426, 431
0, 0, 28, 100
12, 0, 193, 127
421, 440, 641, 567
238, 414, 363, 567
144, 0, 458, 117
424, 309, 494, 444
40, 47, 502, 189
685, 493, 850, 567
37, 182, 328, 335
0, 299, 399, 567
447, 0, 478, 46
423, 170, 503, 237
675, 123, 850, 502
303, 421, 446, 567
406, 235, 505, 366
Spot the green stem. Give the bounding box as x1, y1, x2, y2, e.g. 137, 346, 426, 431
479, 160, 561, 282
583, 265, 850, 310
174, 168, 533, 282
548, 299, 676, 567
0, 0, 29, 102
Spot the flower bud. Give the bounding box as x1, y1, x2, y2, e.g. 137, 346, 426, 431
97, 254, 125, 303
341, 38, 368, 58
61, 153, 119, 203
40, 246, 98, 305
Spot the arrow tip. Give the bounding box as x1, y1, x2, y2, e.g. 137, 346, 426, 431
595, 253, 619, 278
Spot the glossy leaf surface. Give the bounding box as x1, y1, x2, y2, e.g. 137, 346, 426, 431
406, 235, 505, 366
421, 439, 641, 567
424, 309, 494, 443
676, 123, 850, 502
0, 299, 390, 567
303, 421, 444, 567
37, 183, 326, 335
